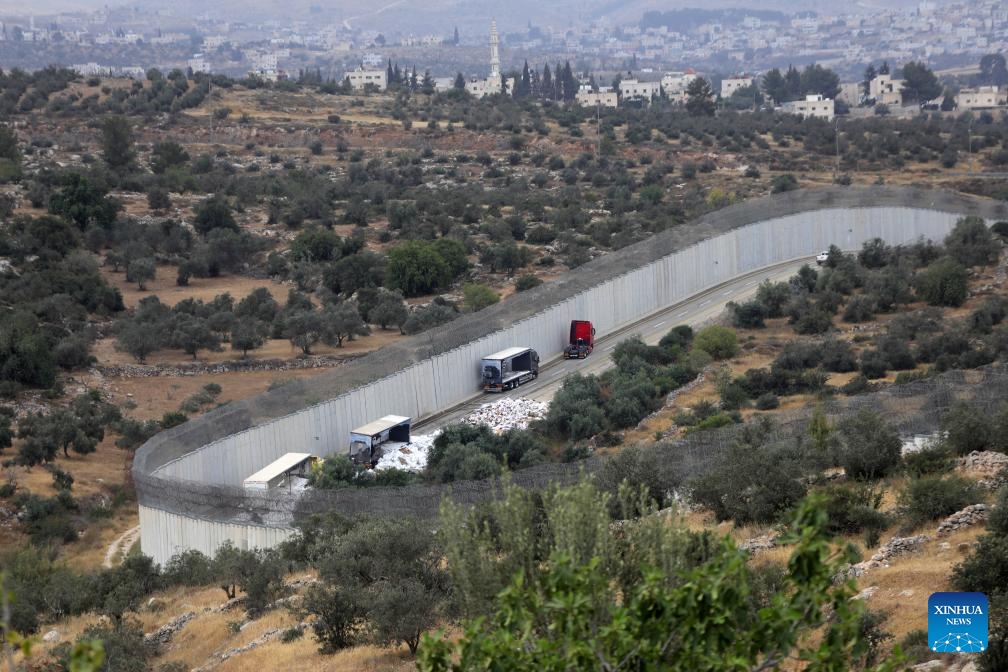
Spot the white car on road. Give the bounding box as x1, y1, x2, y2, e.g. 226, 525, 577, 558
815, 250, 830, 265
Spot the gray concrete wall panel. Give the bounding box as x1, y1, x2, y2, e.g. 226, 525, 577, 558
135, 188, 1008, 564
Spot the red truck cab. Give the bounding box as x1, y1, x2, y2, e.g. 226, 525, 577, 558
563, 320, 595, 359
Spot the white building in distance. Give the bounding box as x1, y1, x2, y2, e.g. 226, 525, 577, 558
869, 73, 903, 106
661, 70, 697, 104
187, 54, 210, 74
781, 94, 835, 120
955, 86, 1007, 110
345, 68, 387, 90
721, 75, 753, 98
619, 78, 660, 102
576, 87, 618, 108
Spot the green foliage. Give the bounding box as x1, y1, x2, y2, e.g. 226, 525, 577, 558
542, 373, 605, 441
515, 274, 542, 291
818, 482, 889, 537
193, 194, 238, 235
0, 310, 57, 391
899, 475, 983, 528
944, 216, 1000, 268
68, 620, 149, 672
729, 299, 766, 328
300, 582, 363, 653
48, 173, 121, 231
837, 409, 902, 480
309, 455, 359, 489
902, 443, 954, 477
916, 258, 968, 307
692, 325, 739, 360
941, 401, 993, 455
690, 442, 807, 524
319, 301, 369, 347
230, 317, 268, 356
402, 302, 458, 335
311, 518, 451, 655
125, 257, 156, 290
101, 115, 135, 171
421, 497, 902, 672
771, 173, 798, 193
385, 240, 452, 297
461, 283, 499, 311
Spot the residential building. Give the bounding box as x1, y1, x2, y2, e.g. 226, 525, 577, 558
661, 70, 697, 104
955, 86, 1007, 110
187, 54, 210, 74
781, 94, 835, 120
619, 78, 660, 102
869, 73, 903, 106
720, 75, 753, 98
837, 82, 863, 107
576, 87, 618, 108
345, 68, 387, 90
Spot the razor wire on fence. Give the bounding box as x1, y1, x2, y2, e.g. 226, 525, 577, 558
134, 364, 1008, 530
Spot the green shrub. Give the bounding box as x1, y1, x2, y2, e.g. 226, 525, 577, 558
899, 475, 983, 528
902, 443, 954, 477
837, 409, 901, 480
515, 274, 542, 291
770, 174, 798, 193
754, 393, 780, 410
693, 412, 735, 431
693, 326, 739, 360
842, 295, 876, 323
916, 258, 969, 307
941, 402, 993, 455
841, 374, 871, 395
899, 629, 936, 665
819, 482, 889, 536
729, 300, 766, 328
690, 444, 806, 524
859, 349, 889, 379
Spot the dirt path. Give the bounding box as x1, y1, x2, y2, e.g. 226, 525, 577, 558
104, 525, 141, 569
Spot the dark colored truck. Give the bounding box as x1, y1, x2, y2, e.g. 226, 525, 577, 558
563, 320, 595, 359
481, 347, 539, 392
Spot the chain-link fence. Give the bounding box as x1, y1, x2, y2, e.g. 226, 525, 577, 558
134, 364, 1008, 530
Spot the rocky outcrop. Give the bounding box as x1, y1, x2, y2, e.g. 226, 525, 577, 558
144, 611, 197, 645
957, 450, 1008, 490
936, 504, 989, 537
739, 533, 777, 556
838, 534, 931, 579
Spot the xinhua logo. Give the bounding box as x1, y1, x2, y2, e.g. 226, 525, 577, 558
928, 592, 988, 653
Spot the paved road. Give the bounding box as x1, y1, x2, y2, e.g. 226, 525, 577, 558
414, 256, 816, 432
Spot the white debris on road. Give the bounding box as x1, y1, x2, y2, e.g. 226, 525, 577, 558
461, 397, 549, 433
372, 397, 550, 473
374, 433, 437, 472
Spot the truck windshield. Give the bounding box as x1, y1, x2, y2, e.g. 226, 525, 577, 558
482, 362, 500, 382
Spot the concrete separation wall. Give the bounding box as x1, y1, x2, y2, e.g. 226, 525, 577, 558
133, 186, 1008, 564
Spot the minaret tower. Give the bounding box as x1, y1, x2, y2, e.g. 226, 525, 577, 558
489, 19, 500, 80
